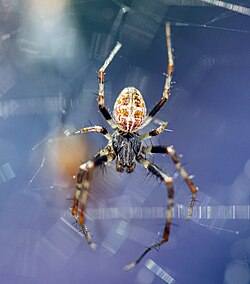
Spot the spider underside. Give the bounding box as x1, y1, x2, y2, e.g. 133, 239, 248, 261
66, 23, 198, 271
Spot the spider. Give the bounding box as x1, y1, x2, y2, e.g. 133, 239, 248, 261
65, 23, 198, 270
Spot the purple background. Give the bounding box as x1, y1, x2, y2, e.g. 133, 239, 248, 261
0, 1, 250, 283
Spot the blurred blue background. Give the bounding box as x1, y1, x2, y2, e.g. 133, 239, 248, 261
0, 0, 250, 283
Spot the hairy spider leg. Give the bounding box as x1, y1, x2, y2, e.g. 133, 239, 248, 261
98, 42, 122, 129
142, 145, 198, 219
140, 121, 168, 140
72, 146, 115, 246
67, 125, 112, 140
140, 22, 174, 129
74, 169, 95, 247
124, 155, 174, 271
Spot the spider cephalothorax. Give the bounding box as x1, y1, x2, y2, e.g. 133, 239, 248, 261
66, 23, 198, 271
112, 131, 141, 173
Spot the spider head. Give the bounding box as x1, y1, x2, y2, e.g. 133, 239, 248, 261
113, 87, 147, 133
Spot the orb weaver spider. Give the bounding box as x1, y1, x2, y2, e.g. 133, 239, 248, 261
65, 23, 198, 270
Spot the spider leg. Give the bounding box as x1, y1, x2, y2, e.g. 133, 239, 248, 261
124, 155, 174, 270
73, 169, 95, 247
72, 146, 115, 247
65, 125, 112, 140
98, 42, 122, 129
140, 121, 168, 140
142, 145, 198, 219
140, 22, 174, 128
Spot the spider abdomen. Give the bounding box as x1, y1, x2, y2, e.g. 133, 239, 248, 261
113, 87, 146, 132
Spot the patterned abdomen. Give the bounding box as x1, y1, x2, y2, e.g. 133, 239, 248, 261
113, 87, 146, 132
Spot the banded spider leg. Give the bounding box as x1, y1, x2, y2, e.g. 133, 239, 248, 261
140, 23, 174, 129
142, 145, 198, 219
98, 42, 122, 130
124, 155, 174, 270
71, 145, 115, 248
124, 144, 198, 270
